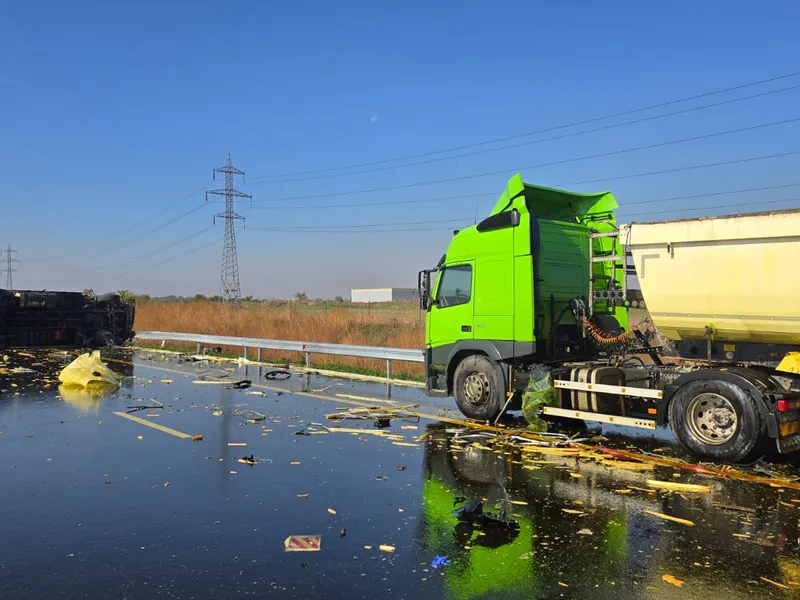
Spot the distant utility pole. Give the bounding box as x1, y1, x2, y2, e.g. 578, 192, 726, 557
1, 245, 19, 290
206, 153, 252, 303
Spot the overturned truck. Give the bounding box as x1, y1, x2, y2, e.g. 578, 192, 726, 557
0, 290, 135, 349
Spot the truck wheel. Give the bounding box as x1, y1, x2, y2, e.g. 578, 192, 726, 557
453, 355, 505, 421
668, 379, 765, 463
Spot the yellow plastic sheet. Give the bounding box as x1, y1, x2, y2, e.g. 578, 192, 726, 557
58, 351, 121, 389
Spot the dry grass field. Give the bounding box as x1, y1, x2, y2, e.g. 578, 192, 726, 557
134, 300, 426, 378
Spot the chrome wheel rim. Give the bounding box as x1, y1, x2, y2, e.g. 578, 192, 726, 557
463, 372, 489, 406
686, 392, 738, 445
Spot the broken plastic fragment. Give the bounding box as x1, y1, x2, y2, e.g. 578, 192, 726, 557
431, 555, 450, 569
58, 351, 121, 389
284, 535, 321, 552
328, 508, 337, 515
379, 545, 395, 553
662, 574, 684, 587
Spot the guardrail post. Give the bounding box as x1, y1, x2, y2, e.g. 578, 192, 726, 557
305, 352, 311, 367
243, 346, 248, 360
257, 347, 262, 362
196, 342, 201, 354
387, 359, 392, 380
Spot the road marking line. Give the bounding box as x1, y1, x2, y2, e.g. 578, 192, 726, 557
113, 411, 192, 439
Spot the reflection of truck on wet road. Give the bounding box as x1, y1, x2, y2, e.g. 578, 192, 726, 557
418, 174, 800, 462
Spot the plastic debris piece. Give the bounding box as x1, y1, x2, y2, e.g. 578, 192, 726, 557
379, 545, 395, 553
137, 435, 143, 441
238, 455, 257, 465
230, 470, 238, 475
228, 442, 247, 447
291, 461, 301, 465
569, 472, 583, 478
760, 577, 790, 590
645, 510, 695, 526
264, 370, 292, 380
339, 528, 346, 538
577, 528, 593, 535
328, 508, 337, 515
521, 364, 557, 431
192, 434, 203, 441
561, 509, 584, 515
364, 545, 373, 550
160, 379, 173, 384
58, 351, 121, 389
393, 442, 419, 448
212, 411, 224, 416
396, 465, 406, 471
647, 480, 711, 493
297, 494, 309, 499
231, 380, 251, 389
510, 500, 528, 506
284, 535, 321, 552
431, 555, 450, 569
558, 582, 569, 588
662, 574, 684, 587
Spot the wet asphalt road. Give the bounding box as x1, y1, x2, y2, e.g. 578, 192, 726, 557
1, 349, 800, 599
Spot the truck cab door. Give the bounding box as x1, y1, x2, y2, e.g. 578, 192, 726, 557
427, 262, 475, 351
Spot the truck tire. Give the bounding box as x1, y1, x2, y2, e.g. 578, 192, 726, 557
668, 379, 766, 463
453, 355, 505, 422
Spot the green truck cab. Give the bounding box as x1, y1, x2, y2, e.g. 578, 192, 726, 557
419, 173, 625, 420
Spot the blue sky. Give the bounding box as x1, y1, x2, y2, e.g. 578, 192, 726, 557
1, 0, 799, 298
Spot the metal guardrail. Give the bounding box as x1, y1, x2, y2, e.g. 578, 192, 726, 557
134, 330, 424, 379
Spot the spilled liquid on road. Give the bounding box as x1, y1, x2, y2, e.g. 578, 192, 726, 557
0, 349, 798, 598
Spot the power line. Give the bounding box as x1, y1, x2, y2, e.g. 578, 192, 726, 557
116, 237, 221, 277
253, 119, 800, 203
623, 182, 800, 206
2, 245, 20, 289
248, 70, 800, 181
25, 182, 210, 263
251, 83, 800, 184
244, 192, 800, 234
247, 217, 474, 231
248, 191, 498, 211
624, 196, 800, 219
555, 150, 800, 188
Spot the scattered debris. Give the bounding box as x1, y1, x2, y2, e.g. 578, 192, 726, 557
228, 442, 247, 447
662, 574, 684, 587
297, 494, 309, 499
577, 528, 593, 535
136, 435, 143, 441
230, 380, 251, 389
327, 508, 337, 515
192, 434, 203, 442
379, 545, 395, 553
264, 370, 292, 381
760, 577, 791, 590
284, 535, 322, 552
647, 480, 711, 493
237, 455, 257, 466
396, 465, 406, 471
644, 510, 695, 527
431, 555, 450, 569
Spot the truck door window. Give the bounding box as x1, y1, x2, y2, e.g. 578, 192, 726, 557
436, 265, 472, 308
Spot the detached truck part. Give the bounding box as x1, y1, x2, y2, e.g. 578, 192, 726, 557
418, 174, 800, 462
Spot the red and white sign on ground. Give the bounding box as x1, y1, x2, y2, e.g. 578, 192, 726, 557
283, 535, 322, 552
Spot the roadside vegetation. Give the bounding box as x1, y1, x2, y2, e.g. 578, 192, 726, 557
133, 299, 426, 377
